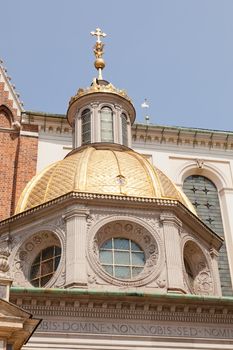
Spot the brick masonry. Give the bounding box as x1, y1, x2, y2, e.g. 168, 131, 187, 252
0, 90, 38, 220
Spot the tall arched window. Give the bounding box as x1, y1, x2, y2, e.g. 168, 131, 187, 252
121, 113, 128, 146
81, 109, 91, 144
183, 175, 232, 296
100, 106, 114, 142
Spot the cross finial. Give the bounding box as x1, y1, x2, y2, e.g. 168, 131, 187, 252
91, 28, 107, 43
91, 28, 106, 43
90, 28, 107, 80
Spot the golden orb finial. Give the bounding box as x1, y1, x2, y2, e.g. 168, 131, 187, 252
90, 27, 107, 80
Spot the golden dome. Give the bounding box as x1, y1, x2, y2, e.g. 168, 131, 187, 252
15, 143, 196, 214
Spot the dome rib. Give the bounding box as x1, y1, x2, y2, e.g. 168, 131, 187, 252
73, 146, 94, 191
15, 143, 196, 215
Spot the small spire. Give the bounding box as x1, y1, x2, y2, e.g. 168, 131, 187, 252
90, 27, 107, 80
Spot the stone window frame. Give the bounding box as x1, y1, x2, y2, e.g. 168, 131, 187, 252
87, 216, 164, 287
12, 230, 64, 288
174, 162, 233, 296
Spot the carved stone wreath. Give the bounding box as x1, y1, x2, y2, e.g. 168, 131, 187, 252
88, 219, 162, 287
12, 231, 63, 288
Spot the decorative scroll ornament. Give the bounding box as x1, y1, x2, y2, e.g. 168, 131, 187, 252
0, 250, 10, 276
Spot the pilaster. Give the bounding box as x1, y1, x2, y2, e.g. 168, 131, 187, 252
160, 212, 185, 294
210, 248, 222, 296
219, 188, 233, 285
91, 102, 100, 142
63, 206, 89, 288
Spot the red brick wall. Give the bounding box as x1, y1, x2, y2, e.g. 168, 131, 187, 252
0, 104, 38, 220
0, 82, 18, 119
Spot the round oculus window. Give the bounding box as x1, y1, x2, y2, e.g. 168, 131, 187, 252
99, 238, 145, 279
30, 245, 61, 287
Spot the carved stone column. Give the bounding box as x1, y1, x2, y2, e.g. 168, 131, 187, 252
64, 206, 89, 288
91, 102, 100, 142
160, 212, 185, 293
74, 111, 80, 148
114, 104, 122, 144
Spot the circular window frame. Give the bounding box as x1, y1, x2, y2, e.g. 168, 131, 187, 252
15, 231, 63, 288
88, 218, 163, 287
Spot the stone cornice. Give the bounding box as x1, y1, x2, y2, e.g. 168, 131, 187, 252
20, 112, 233, 150
132, 123, 233, 151
10, 288, 233, 325
0, 192, 222, 249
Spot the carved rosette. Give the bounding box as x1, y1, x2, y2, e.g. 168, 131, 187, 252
87, 219, 164, 287
11, 230, 65, 288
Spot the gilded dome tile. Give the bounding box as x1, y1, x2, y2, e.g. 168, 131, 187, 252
15, 143, 196, 215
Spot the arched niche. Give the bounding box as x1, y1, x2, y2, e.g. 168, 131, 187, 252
183, 240, 214, 295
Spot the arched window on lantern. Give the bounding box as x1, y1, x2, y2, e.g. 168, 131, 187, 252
100, 106, 114, 142
121, 113, 128, 146
81, 109, 91, 144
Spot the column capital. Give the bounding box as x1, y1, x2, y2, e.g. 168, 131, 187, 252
63, 206, 90, 221
90, 101, 100, 108
160, 211, 182, 228
210, 247, 219, 258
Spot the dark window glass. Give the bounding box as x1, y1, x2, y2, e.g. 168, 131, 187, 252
30, 246, 61, 287
183, 175, 232, 295
100, 107, 113, 142
81, 109, 91, 144
99, 238, 145, 279
121, 113, 128, 146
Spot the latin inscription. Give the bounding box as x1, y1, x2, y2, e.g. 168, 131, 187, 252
37, 320, 233, 340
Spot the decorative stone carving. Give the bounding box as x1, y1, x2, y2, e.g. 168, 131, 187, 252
87, 219, 164, 287
12, 231, 64, 288
0, 250, 10, 276
183, 240, 214, 295
54, 268, 66, 288
196, 158, 204, 169
86, 209, 160, 235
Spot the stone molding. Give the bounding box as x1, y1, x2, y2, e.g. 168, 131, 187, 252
11, 294, 233, 325
9, 223, 66, 288
87, 217, 164, 287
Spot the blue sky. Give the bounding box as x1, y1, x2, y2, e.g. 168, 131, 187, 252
1, 0, 233, 130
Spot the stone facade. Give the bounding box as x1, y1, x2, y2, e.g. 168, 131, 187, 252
1, 49, 233, 350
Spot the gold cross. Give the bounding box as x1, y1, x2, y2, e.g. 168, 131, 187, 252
90, 28, 106, 43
